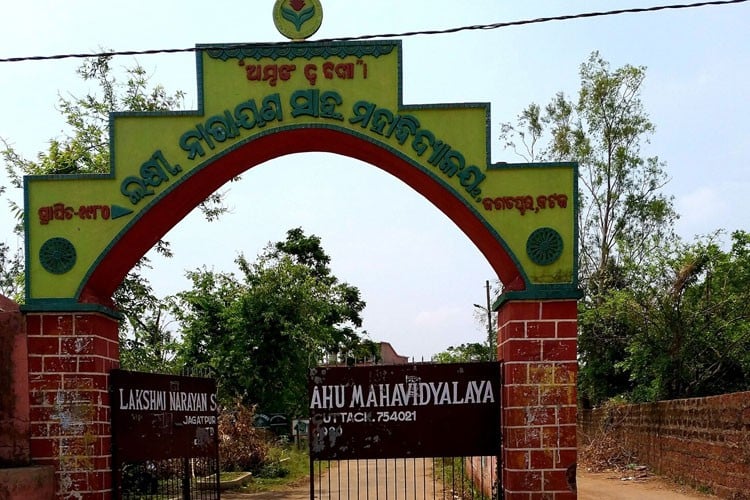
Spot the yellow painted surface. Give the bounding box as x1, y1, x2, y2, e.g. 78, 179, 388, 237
24, 41, 576, 302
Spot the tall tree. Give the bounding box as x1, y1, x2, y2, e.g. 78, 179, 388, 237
500, 52, 677, 405
502, 51, 676, 290
174, 228, 371, 416
0, 54, 226, 371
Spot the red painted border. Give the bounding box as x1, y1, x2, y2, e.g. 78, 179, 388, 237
79, 129, 524, 306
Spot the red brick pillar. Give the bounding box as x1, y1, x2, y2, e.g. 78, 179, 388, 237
26, 312, 119, 500
498, 299, 578, 499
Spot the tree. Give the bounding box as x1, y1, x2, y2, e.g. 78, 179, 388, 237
1, 55, 228, 371
618, 231, 750, 401
115, 262, 180, 373
432, 343, 490, 363
501, 52, 678, 405
502, 51, 676, 289
174, 228, 371, 416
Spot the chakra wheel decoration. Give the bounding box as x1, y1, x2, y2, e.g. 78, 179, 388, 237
273, 0, 323, 40
39, 237, 77, 274
526, 227, 563, 266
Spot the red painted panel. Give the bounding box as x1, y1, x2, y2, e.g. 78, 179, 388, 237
79, 129, 524, 305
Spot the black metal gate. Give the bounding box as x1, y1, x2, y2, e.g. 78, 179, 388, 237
117, 457, 220, 499
110, 370, 221, 499
308, 362, 502, 499
310, 457, 498, 499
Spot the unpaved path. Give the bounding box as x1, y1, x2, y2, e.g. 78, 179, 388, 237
224, 467, 718, 499
577, 471, 717, 500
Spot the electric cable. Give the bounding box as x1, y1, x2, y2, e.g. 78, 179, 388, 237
0, 0, 746, 64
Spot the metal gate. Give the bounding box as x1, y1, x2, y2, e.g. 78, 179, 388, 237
309, 362, 502, 499
310, 457, 498, 499
117, 457, 220, 499
110, 370, 220, 499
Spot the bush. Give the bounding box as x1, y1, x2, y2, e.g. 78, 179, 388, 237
218, 401, 269, 472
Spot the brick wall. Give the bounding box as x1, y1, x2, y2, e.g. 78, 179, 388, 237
579, 392, 750, 499
26, 312, 120, 500
499, 299, 578, 499
0, 296, 29, 466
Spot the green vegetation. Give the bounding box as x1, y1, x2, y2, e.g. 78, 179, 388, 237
236, 444, 311, 493
433, 457, 493, 500
173, 227, 376, 415
432, 342, 492, 363
2, 47, 748, 429
501, 51, 750, 405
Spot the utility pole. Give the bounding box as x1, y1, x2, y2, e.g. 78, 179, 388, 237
474, 280, 495, 361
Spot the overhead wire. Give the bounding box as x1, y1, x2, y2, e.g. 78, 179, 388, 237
0, 0, 746, 64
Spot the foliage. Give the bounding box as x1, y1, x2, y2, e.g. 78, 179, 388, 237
617, 231, 750, 401
236, 444, 312, 493
218, 401, 269, 472
501, 52, 680, 405
501, 51, 676, 290
0, 55, 228, 372
432, 343, 491, 363
2, 55, 192, 219
0, 240, 23, 301
174, 228, 371, 415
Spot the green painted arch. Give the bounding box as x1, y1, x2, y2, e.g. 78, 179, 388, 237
23, 40, 579, 313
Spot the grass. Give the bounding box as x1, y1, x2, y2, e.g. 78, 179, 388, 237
234, 443, 313, 493
219, 471, 251, 482
433, 457, 494, 500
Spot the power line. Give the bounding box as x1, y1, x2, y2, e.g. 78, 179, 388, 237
0, 0, 746, 64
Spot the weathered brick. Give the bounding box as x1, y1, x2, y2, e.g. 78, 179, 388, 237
530, 449, 554, 469
505, 384, 540, 407
502, 339, 542, 362
526, 321, 556, 339
542, 339, 577, 362
500, 301, 542, 323
27, 336, 59, 355
540, 300, 577, 320
542, 468, 573, 491
504, 469, 542, 491
556, 321, 578, 338
505, 427, 542, 449
41, 314, 73, 336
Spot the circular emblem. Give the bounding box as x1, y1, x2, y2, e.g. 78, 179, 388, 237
39, 237, 77, 274
273, 0, 323, 40
526, 228, 564, 266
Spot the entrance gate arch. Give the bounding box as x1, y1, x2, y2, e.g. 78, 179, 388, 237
22, 39, 580, 499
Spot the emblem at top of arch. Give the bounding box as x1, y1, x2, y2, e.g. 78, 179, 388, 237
273, 0, 324, 41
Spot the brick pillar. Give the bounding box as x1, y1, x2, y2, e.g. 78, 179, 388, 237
498, 299, 578, 499
26, 312, 119, 500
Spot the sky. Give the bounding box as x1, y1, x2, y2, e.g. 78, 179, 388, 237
1, 0, 748, 360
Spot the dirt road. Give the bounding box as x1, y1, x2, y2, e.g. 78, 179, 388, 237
224, 467, 718, 499
577, 471, 717, 500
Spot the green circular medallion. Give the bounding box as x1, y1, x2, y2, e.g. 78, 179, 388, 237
39, 237, 77, 274
526, 228, 564, 266
273, 0, 323, 40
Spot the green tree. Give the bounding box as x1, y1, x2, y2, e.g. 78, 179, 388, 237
432, 343, 490, 363
619, 231, 750, 401
502, 51, 676, 288
174, 228, 370, 416
0, 54, 226, 371
501, 52, 678, 405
